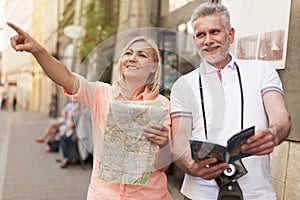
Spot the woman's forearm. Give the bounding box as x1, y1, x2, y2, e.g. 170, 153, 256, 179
33, 48, 78, 94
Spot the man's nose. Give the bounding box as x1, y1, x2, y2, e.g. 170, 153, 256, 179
204, 34, 213, 45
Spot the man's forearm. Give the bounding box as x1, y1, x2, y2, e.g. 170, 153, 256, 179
269, 112, 291, 145
174, 153, 193, 175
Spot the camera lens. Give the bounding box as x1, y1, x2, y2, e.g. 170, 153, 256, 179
223, 164, 236, 177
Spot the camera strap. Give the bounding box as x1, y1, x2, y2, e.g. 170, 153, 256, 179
217, 181, 244, 200
198, 62, 245, 199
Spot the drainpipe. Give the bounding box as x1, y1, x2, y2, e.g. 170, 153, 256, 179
63, 0, 85, 72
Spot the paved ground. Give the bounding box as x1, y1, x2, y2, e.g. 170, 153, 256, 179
0, 109, 183, 200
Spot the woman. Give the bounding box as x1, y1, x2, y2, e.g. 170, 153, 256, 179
8, 22, 172, 199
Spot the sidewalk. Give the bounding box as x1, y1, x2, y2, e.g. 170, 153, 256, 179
0, 110, 183, 200
0, 110, 91, 200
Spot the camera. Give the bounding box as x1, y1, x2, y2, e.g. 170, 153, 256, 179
215, 159, 248, 188
223, 163, 236, 177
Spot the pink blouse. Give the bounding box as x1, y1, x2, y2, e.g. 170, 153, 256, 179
64, 74, 172, 200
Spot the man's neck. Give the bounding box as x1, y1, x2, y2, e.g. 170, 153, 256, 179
212, 53, 232, 70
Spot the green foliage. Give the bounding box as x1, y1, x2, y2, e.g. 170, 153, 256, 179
80, 0, 117, 58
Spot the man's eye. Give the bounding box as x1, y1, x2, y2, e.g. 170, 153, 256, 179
212, 30, 220, 35
196, 33, 204, 38
125, 52, 131, 55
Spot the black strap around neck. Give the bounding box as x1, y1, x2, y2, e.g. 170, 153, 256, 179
199, 62, 244, 139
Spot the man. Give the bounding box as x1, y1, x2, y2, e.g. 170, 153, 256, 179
170, 2, 291, 200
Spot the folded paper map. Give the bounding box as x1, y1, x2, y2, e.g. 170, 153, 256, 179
98, 100, 167, 185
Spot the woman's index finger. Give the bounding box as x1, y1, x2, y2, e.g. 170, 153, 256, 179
7, 22, 26, 35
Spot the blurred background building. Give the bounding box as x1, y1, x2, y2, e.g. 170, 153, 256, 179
0, 0, 299, 199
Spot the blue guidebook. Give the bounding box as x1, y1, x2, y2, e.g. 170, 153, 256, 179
190, 126, 255, 163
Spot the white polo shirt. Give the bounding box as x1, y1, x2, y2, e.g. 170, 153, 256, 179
170, 56, 283, 200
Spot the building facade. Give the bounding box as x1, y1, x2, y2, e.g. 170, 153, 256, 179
1, 0, 60, 113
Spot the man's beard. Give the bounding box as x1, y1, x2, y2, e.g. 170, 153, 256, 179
199, 39, 230, 66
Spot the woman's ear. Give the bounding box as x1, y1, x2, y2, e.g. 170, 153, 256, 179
150, 63, 158, 73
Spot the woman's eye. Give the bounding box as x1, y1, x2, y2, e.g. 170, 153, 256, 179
139, 54, 147, 58
125, 52, 132, 55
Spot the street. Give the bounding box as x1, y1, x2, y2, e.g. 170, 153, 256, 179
0, 110, 183, 200
0, 110, 91, 200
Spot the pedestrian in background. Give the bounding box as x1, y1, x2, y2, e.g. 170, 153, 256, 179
170, 2, 291, 200
8, 21, 172, 200
12, 94, 17, 111
1, 92, 8, 110
35, 98, 74, 145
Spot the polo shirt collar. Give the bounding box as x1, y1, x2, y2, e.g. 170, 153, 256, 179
201, 53, 236, 74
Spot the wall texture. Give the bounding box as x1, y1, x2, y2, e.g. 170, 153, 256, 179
279, 0, 300, 142
271, 0, 300, 199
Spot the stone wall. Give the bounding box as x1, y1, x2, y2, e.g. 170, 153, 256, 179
271, 141, 300, 199
271, 0, 300, 199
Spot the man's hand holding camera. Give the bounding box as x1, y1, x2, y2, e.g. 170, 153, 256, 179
186, 157, 229, 180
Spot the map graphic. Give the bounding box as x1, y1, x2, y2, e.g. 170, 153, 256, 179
98, 100, 167, 185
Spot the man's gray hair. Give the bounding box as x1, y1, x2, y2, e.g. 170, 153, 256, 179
190, 2, 231, 31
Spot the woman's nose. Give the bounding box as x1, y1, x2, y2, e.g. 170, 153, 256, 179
129, 53, 137, 62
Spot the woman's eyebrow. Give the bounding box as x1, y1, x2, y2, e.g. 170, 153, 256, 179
127, 48, 150, 55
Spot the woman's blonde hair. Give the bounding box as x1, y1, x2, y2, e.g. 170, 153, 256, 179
117, 36, 162, 99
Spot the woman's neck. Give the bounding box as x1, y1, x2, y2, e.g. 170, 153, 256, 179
122, 80, 146, 100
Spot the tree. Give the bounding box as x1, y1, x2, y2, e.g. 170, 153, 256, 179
80, 0, 119, 83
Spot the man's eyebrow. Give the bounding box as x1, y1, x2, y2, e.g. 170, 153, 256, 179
194, 30, 204, 35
